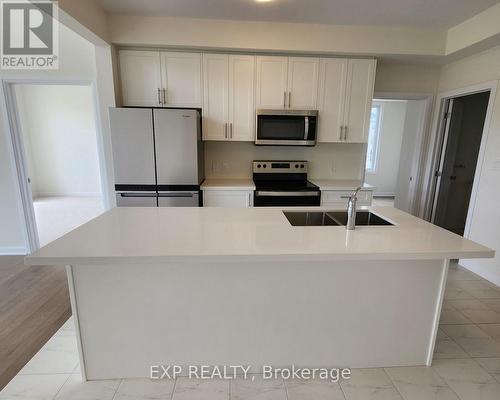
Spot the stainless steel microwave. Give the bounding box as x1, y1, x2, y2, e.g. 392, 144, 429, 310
255, 109, 318, 146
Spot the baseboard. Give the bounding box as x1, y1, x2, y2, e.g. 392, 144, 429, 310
34, 192, 102, 198
0, 246, 29, 255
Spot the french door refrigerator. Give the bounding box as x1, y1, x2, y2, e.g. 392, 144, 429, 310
109, 107, 204, 207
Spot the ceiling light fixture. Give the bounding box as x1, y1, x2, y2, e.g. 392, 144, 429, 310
255, 0, 273, 3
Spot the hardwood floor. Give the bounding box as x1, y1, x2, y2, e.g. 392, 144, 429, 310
0, 255, 70, 391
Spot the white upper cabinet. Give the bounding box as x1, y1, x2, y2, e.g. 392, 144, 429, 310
255, 56, 288, 109
119, 50, 201, 107
203, 54, 255, 141
317, 58, 348, 143
343, 59, 376, 143
202, 54, 229, 141
287, 57, 319, 109
119, 50, 162, 107
228, 55, 255, 141
318, 58, 376, 143
160, 52, 202, 107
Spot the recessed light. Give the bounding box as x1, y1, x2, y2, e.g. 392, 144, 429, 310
255, 0, 273, 3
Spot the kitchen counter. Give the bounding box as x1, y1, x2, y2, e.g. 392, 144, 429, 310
201, 178, 255, 190
310, 179, 375, 191
27, 207, 493, 380
26, 206, 492, 266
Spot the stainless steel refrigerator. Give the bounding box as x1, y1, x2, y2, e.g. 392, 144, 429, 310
109, 107, 204, 207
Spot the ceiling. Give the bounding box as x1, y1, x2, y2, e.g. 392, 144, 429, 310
96, 0, 500, 28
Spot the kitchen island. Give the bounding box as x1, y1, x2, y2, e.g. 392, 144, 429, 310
26, 207, 493, 380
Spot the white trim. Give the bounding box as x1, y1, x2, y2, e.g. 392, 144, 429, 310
423, 80, 497, 237
365, 103, 383, 174
373, 92, 434, 217
0, 246, 28, 255
66, 265, 88, 382
426, 259, 449, 366
2, 80, 109, 252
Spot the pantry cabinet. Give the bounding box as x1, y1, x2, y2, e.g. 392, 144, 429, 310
202, 54, 255, 141
317, 58, 376, 143
256, 56, 319, 109
119, 50, 201, 107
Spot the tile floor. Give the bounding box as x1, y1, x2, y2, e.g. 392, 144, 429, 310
33, 196, 104, 247
2, 263, 500, 400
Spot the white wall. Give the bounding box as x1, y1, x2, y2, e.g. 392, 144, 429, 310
435, 45, 500, 286
16, 84, 101, 197
365, 100, 407, 196
205, 142, 366, 180
0, 21, 115, 254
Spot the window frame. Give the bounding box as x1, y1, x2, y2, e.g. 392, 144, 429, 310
365, 103, 383, 174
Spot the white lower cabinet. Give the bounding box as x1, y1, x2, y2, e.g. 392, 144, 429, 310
321, 190, 373, 208
203, 190, 254, 207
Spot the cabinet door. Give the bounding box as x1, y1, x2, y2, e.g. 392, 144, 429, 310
228, 55, 255, 141
255, 56, 288, 109
161, 52, 202, 107
202, 54, 229, 141
119, 50, 162, 106
287, 57, 319, 109
203, 190, 253, 207
343, 59, 376, 143
321, 190, 373, 207
317, 58, 348, 143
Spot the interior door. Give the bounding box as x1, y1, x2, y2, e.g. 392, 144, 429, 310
161, 52, 202, 107
343, 59, 376, 143
109, 108, 156, 185
228, 55, 255, 141
202, 54, 229, 140
287, 57, 319, 109
154, 109, 199, 185
119, 50, 162, 106
317, 58, 348, 142
255, 56, 288, 109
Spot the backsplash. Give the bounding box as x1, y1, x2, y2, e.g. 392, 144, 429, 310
204, 142, 366, 180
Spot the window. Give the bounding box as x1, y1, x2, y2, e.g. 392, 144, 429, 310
365, 104, 382, 173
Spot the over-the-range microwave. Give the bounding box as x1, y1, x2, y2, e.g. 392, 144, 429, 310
255, 109, 318, 146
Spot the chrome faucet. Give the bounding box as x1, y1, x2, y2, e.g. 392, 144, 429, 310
346, 186, 362, 230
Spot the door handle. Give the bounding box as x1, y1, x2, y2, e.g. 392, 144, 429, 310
157, 88, 162, 105
158, 193, 194, 198
162, 88, 167, 105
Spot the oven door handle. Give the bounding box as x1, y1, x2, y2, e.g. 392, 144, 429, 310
255, 191, 320, 197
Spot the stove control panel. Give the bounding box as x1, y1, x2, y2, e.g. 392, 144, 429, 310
253, 161, 308, 173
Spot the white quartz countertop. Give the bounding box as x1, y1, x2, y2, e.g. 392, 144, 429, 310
310, 179, 375, 191
25, 207, 494, 266
201, 179, 255, 190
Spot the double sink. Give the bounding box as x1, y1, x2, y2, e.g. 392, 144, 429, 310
283, 210, 393, 226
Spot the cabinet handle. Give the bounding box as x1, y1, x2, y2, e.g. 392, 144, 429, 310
224, 123, 228, 139
230, 123, 233, 139
283, 91, 287, 108
162, 88, 167, 105
288, 92, 291, 108
157, 88, 162, 105
344, 126, 348, 141
339, 126, 343, 141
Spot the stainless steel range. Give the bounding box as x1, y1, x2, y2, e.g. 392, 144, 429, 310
252, 161, 321, 207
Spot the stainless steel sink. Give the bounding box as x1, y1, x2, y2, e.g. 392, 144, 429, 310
283, 211, 393, 226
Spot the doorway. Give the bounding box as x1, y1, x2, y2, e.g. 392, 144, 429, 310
431, 91, 490, 236
365, 94, 431, 215
11, 84, 104, 247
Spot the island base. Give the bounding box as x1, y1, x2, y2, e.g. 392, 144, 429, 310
67, 258, 449, 380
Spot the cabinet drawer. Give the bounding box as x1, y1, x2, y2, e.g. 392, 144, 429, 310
321, 190, 372, 207
203, 190, 253, 207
